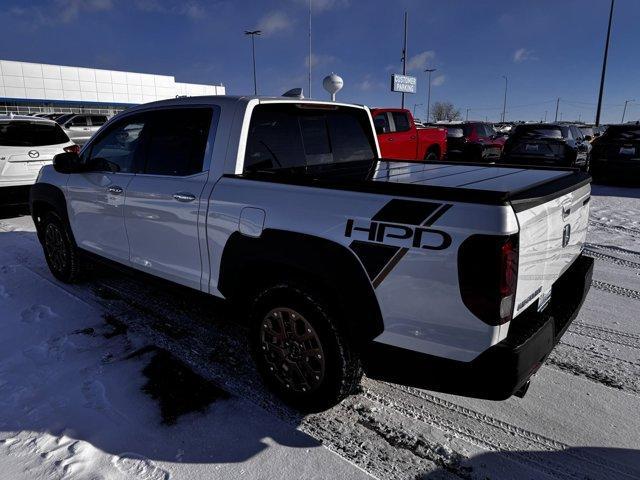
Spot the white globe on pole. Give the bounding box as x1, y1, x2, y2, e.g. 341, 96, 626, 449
323, 73, 343, 101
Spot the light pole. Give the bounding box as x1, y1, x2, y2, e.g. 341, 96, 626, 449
622, 99, 634, 123
413, 103, 423, 118
424, 68, 436, 122
244, 30, 261, 95
596, 0, 615, 126
501, 75, 508, 123
466, 108, 470, 121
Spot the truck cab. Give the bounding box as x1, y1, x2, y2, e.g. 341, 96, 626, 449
371, 108, 447, 161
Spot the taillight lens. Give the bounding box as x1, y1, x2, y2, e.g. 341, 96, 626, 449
458, 234, 519, 326
64, 144, 80, 154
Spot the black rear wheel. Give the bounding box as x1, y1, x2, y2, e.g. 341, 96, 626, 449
249, 282, 362, 411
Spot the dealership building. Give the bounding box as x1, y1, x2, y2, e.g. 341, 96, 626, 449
0, 59, 225, 115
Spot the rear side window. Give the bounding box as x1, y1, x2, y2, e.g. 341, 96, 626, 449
142, 108, 212, 176
90, 115, 108, 126
85, 114, 148, 173
244, 104, 376, 172
446, 127, 464, 138
391, 112, 411, 132
0, 121, 69, 146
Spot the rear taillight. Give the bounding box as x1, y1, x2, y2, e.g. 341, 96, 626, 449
458, 234, 519, 326
64, 144, 80, 154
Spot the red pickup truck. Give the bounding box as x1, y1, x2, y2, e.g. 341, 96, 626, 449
371, 108, 447, 161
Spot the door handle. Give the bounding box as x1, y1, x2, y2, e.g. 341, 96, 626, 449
107, 185, 123, 195
173, 192, 196, 203
387, 137, 394, 141
410, 135, 416, 140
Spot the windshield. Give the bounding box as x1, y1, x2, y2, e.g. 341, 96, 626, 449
515, 126, 563, 139
244, 104, 376, 173
0, 121, 69, 146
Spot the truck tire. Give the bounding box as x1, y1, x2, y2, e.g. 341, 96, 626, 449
40, 212, 82, 283
249, 282, 363, 411
425, 149, 439, 161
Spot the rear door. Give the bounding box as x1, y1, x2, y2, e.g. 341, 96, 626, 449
65, 115, 92, 145
123, 107, 215, 290
66, 113, 149, 263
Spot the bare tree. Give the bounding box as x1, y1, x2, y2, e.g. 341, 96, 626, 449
431, 101, 462, 122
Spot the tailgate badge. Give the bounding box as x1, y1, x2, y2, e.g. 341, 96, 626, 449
562, 224, 571, 248
28, 150, 39, 158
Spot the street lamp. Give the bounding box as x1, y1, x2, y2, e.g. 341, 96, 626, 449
501, 75, 508, 123
595, 0, 615, 126
424, 68, 436, 122
244, 30, 262, 95
622, 99, 635, 123
413, 103, 423, 117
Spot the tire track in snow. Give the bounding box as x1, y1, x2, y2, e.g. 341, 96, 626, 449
586, 243, 640, 261
567, 322, 640, 351
591, 280, 640, 301
589, 221, 640, 238
363, 382, 640, 480
583, 248, 640, 270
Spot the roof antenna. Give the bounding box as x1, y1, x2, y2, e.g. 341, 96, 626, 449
282, 88, 304, 99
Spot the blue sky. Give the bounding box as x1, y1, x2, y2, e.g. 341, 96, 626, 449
1, 0, 638, 124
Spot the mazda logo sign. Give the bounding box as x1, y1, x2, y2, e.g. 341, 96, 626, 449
28, 150, 39, 158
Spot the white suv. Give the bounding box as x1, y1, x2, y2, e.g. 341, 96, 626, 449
0, 115, 77, 198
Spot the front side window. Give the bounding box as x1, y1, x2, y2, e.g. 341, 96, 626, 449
391, 112, 411, 132
244, 104, 376, 172
142, 108, 212, 176
85, 114, 148, 173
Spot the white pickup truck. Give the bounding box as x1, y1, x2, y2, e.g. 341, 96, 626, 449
30, 95, 593, 410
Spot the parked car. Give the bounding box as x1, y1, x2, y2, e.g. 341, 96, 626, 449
0, 115, 78, 204
590, 123, 640, 182
371, 108, 447, 161
31, 96, 592, 410
57, 114, 109, 146
436, 122, 505, 162
498, 123, 591, 171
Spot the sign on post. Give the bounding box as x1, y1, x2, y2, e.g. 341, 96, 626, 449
391, 74, 417, 94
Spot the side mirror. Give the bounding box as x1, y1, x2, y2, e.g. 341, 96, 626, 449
53, 152, 83, 174
375, 125, 385, 135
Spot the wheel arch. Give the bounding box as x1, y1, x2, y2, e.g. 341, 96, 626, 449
29, 183, 73, 245
425, 144, 441, 160
218, 229, 384, 347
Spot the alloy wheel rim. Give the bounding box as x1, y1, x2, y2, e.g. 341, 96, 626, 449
259, 307, 325, 393
44, 223, 67, 273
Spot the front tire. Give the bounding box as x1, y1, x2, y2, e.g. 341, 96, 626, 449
424, 149, 439, 161
41, 212, 82, 283
249, 282, 362, 411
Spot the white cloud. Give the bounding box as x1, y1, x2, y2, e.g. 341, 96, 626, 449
513, 48, 537, 63
8, 0, 113, 25
293, 0, 349, 13
258, 11, 293, 36
406, 50, 436, 72
431, 74, 445, 87
357, 74, 384, 92
134, 0, 205, 19
305, 53, 336, 69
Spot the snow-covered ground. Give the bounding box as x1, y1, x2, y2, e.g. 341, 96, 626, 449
0, 183, 639, 480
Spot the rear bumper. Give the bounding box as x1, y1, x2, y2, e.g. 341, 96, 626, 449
0, 185, 32, 205
592, 158, 640, 178
363, 254, 594, 400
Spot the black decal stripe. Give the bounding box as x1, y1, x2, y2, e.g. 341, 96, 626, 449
372, 248, 409, 288
372, 199, 441, 226
349, 241, 401, 280
371, 203, 453, 289
423, 203, 452, 226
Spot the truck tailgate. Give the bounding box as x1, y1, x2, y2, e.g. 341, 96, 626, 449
511, 181, 590, 317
